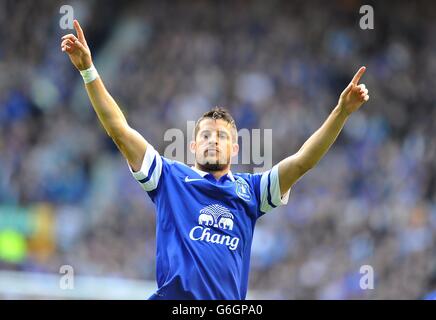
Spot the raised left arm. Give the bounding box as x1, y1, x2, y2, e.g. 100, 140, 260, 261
278, 66, 370, 196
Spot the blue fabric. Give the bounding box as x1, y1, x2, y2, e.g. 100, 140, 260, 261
146, 157, 265, 300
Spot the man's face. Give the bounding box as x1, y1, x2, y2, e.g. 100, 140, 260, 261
191, 119, 239, 172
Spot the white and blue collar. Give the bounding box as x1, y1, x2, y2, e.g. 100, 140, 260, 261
191, 166, 235, 182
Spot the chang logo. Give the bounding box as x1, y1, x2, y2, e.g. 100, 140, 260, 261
198, 204, 234, 230
189, 204, 239, 251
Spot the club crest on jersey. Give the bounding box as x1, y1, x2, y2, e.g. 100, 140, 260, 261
235, 178, 251, 202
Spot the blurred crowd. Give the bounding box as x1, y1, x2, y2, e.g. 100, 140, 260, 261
0, 0, 435, 299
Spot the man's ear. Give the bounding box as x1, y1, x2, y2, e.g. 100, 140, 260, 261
231, 143, 239, 157
189, 141, 196, 154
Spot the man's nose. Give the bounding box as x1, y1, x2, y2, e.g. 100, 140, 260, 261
208, 133, 218, 144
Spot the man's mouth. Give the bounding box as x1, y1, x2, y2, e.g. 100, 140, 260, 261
205, 148, 219, 155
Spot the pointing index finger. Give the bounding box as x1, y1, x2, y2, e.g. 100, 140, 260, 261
74, 20, 85, 42
351, 66, 366, 85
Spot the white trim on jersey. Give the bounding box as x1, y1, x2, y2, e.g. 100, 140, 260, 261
190, 166, 236, 182
128, 144, 163, 191
259, 164, 290, 213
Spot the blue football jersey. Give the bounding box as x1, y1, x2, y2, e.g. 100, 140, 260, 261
128, 144, 290, 300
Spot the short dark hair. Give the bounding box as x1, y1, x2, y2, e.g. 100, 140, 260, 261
194, 107, 237, 141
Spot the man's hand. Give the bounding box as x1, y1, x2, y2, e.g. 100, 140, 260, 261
61, 20, 92, 71
337, 66, 370, 115
277, 66, 370, 195
60, 20, 148, 172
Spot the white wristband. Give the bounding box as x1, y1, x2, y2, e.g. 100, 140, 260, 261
80, 64, 99, 84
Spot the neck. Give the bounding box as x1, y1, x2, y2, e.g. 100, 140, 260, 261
195, 163, 230, 181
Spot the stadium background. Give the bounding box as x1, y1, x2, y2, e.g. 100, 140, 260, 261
0, 0, 435, 299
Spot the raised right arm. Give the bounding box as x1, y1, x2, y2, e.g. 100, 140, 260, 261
61, 20, 146, 172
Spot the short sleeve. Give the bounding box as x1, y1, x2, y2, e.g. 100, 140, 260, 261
127, 144, 163, 192
258, 164, 290, 214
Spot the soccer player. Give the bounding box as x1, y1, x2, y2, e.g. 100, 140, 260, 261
61, 20, 370, 299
